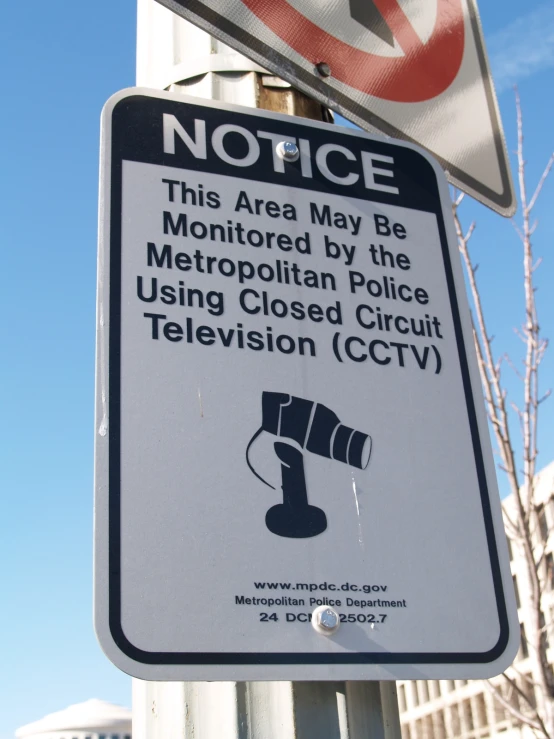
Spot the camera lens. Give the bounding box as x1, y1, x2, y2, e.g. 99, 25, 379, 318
332, 425, 371, 469
348, 431, 371, 469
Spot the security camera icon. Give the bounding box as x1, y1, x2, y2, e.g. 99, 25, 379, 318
246, 392, 372, 538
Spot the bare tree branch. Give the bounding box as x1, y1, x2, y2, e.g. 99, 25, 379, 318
484, 679, 543, 732
455, 87, 553, 738
528, 154, 554, 213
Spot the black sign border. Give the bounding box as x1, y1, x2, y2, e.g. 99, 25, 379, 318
107, 94, 510, 667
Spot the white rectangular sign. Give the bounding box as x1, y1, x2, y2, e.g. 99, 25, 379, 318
94, 88, 518, 681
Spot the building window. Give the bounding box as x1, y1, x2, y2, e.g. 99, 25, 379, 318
538, 504, 549, 541
520, 623, 529, 659
418, 681, 429, 703
506, 536, 513, 561
507, 681, 521, 714
422, 715, 433, 739
546, 553, 554, 589
412, 682, 419, 707
398, 684, 407, 712
548, 497, 554, 530
474, 693, 488, 729
449, 703, 461, 735
432, 709, 447, 739
430, 681, 441, 700
519, 676, 537, 709
491, 688, 508, 726
540, 611, 549, 651
513, 574, 521, 607
461, 699, 474, 731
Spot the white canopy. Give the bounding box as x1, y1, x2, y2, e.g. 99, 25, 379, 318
16, 699, 131, 737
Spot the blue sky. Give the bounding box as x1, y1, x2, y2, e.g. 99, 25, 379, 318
0, 1, 553, 737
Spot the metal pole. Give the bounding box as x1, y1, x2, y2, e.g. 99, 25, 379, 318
137, 0, 331, 120
132, 3, 403, 736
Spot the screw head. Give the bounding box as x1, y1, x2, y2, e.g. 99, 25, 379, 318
312, 605, 340, 636
276, 140, 300, 162
319, 608, 339, 629
316, 62, 331, 77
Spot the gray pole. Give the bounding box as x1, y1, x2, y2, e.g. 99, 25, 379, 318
132, 3, 403, 737
137, 0, 331, 120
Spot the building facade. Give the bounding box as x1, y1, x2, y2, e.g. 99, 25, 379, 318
398, 462, 554, 739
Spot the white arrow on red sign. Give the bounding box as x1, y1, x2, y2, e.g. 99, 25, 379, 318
155, 0, 515, 215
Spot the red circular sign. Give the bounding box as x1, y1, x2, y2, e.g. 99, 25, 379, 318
241, 0, 464, 103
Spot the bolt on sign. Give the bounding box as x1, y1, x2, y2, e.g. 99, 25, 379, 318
153, 0, 515, 216
94, 89, 519, 681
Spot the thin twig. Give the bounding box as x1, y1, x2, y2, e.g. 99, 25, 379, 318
484, 680, 543, 732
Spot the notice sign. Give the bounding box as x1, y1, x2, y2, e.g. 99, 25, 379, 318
94, 88, 518, 681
